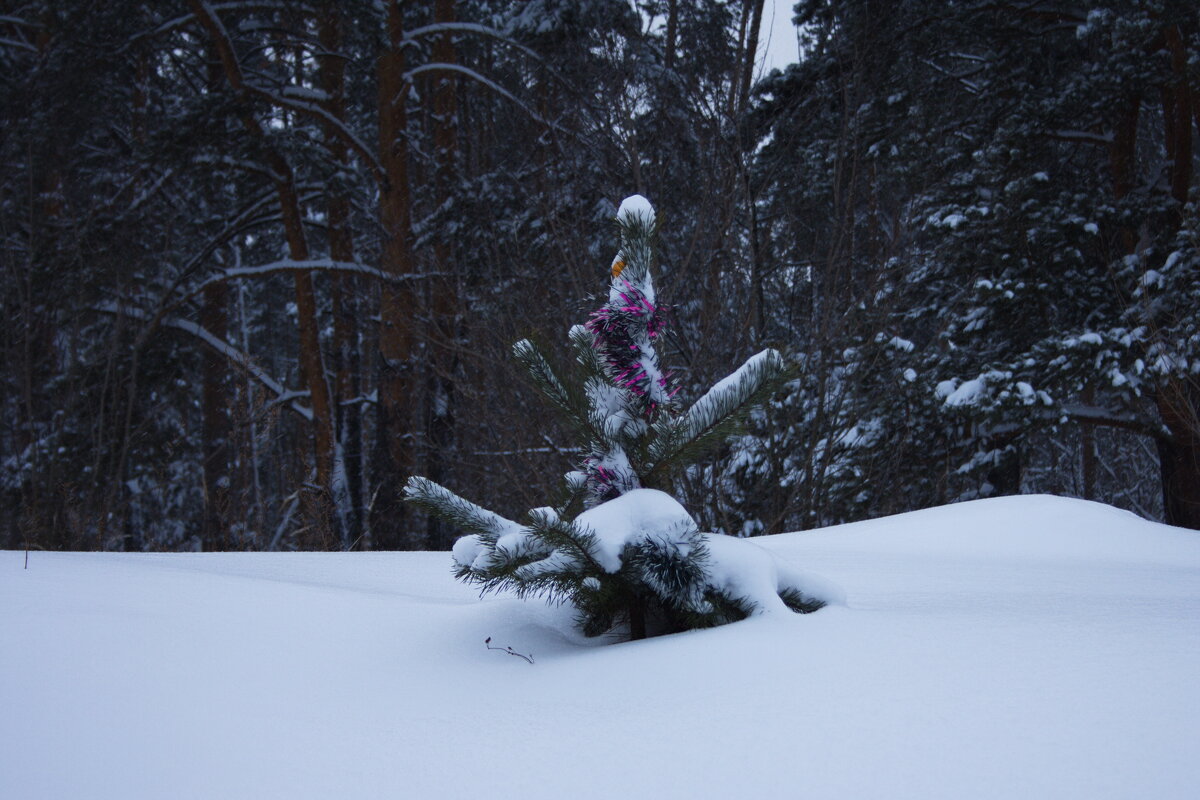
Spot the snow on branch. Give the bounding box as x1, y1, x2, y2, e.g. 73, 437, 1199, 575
512, 338, 592, 437
402, 63, 567, 135
0, 36, 37, 53
947, 51, 991, 63
919, 58, 984, 94
635, 349, 785, 487
0, 15, 41, 28
192, 154, 280, 181
128, 2, 300, 49
405, 476, 524, 540
1057, 404, 1166, 439
126, 168, 176, 214
658, 349, 785, 458
188, 1, 384, 186
279, 85, 330, 102
402, 21, 547, 65
471, 446, 580, 457
399, 22, 588, 101
405, 476, 530, 573
250, 86, 385, 183
188, 259, 439, 299
1047, 129, 1114, 146
93, 301, 313, 422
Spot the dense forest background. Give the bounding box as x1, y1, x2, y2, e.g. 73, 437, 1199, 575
2, 0, 1198, 552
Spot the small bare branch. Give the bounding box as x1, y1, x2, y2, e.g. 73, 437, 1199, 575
484, 637, 534, 664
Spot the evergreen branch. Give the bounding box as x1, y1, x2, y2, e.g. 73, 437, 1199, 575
622, 525, 712, 615
486, 527, 554, 575
477, 510, 607, 604
512, 338, 597, 440
526, 508, 607, 576
555, 472, 590, 522
569, 324, 606, 377
778, 588, 827, 614
649, 349, 786, 474
403, 476, 523, 540
615, 214, 657, 288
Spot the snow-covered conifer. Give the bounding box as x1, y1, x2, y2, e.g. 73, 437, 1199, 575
406, 196, 837, 639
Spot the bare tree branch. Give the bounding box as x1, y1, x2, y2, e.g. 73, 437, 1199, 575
93, 301, 314, 422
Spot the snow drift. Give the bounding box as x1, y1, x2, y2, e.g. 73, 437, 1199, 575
2, 494, 1198, 799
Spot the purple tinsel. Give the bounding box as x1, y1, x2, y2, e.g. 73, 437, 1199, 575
584, 278, 674, 416
578, 270, 676, 505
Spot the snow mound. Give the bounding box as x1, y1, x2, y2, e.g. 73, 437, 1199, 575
616, 194, 655, 226
701, 532, 845, 614
3, 495, 1198, 799
575, 489, 696, 573
773, 494, 1200, 567
576, 488, 841, 616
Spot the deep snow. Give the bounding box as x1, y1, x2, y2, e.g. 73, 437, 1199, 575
3, 495, 1198, 799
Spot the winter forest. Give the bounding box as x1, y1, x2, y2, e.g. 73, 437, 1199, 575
3, 0, 1200, 554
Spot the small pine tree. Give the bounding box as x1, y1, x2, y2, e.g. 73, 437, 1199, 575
405, 196, 833, 639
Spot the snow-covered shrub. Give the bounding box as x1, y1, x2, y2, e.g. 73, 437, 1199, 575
406, 196, 838, 639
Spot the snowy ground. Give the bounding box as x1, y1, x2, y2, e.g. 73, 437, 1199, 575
3, 495, 1198, 799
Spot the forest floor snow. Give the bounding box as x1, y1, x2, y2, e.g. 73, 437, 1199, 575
3, 494, 1199, 799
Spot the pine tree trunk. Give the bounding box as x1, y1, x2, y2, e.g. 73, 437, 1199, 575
425, 0, 460, 550
236, 282, 267, 543
372, 0, 418, 550
1156, 383, 1200, 530
1081, 385, 1097, 500
320, 2, 363, 548
201, 281, 232, 549
285, 213, 339, 547
737, 0, 765, 117
1164, 26, 1192, 212
190, 0, 339, 548
629, 597, 647, 641
728, 1, 751, 118
985, 443, 1021, 497
1150, 28, 1198, 530
1107, 97, 1140, 252
665, 0, 678, 71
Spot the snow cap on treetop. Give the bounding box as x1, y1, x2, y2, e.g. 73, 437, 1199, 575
617, 194, 655, 227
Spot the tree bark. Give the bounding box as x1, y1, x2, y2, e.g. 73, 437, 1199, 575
737, 0, 766, 117
1107, 96, 1140, 254
425, 0, 460, 550
1155, 384, 1200, 530
371, 0, 418, 549
1150, 26, 1200, 530
190, 0, 339, 546
629, 597, 647, 641
201, 281, 232, 549
665, 0, 678, 71
728, 0, 752, 118
320, 1, 363, 548
1080, 385, 1096, 501
1164, 26, 1192, 211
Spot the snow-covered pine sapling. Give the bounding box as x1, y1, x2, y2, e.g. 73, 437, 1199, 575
405, 195, 840, 640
